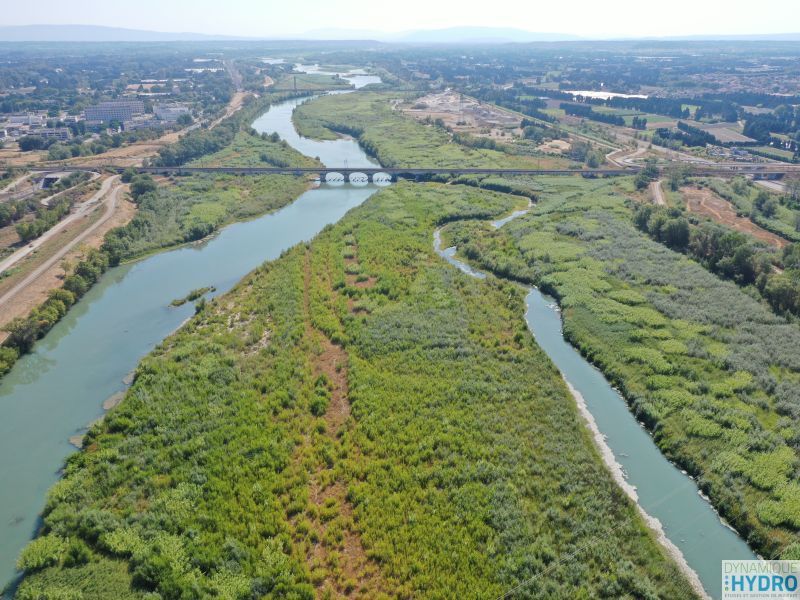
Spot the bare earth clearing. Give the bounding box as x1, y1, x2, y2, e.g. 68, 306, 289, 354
682, 185, 788, 248
60, 129, 188, 168
402, 90, 521, 139
650, 179, 666, 206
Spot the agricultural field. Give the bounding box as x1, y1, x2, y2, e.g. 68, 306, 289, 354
692, 122, 755, 144
592, 106, 676, 128
292, 92, 573, 169
443, 176, 800, 559
14, 183, 697, 599
753, 146, 797, 161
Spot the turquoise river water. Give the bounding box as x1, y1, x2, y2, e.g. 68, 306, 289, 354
0, 91, 382, 593
1, 84, 756, 599
435, 224, 757, 599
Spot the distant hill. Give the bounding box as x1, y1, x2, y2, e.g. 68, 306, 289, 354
1, 24, 798, 44
0, 24, 244, 42
303, 26, 581, 43
660, 33, 800, 41
395, 27, 581, 43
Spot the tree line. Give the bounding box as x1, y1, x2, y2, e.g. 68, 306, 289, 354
153, 92, 307, 167
560, 102, 625, 126
634, 203, 800, 317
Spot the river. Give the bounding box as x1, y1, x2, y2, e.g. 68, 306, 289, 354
293, 63, 382, 90
0, 78, 756, 598
0, 90, 384, 593
434, 222, 757, 599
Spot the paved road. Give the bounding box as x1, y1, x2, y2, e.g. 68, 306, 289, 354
0, 179, 123, 311
607, 146, 648, 168
0, 175, 116, 275
39, 172, 101, 207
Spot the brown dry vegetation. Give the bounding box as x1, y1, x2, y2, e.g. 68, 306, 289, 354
0, 194, 135, 338
293, 250, 385, 598
683, 185, 789, 248
0, 144, 46, 167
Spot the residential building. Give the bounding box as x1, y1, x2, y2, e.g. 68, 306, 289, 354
123, 116, 162, 131
7, 113, 45, 126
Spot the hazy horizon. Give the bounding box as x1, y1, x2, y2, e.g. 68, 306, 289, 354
2, 0, 799, 39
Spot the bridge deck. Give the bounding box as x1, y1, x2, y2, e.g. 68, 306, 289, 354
33, 164, 800, 178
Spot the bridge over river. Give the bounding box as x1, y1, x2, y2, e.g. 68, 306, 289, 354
36, 163, 800, 182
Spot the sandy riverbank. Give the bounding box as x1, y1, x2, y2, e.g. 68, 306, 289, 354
566, 380, 710, 599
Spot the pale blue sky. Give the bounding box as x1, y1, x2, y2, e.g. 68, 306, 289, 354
2, 0, 799, 38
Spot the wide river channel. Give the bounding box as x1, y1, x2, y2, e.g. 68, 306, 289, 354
1, 76, 755, 598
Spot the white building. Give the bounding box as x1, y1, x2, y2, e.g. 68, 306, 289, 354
154, 103, 191, 123
7, 113, 45, 126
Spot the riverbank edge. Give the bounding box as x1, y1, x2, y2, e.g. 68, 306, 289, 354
434, 220, 708, 597
440, 186, 784, 560
0, 175, 314, 383
563, 377, 710, 599
0, 88, 324, 378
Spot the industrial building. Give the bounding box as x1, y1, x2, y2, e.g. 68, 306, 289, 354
29, 127, 72, 141
84, 100, 145, 124
154, 103, 191, 122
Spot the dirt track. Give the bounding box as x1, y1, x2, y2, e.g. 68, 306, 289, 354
683, 186, 788, 248
650, 179, 666, 206
0, 181, 134, 338
208, 91, 248, 129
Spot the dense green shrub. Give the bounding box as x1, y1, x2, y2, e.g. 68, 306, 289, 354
16, 183, 696, 598
453, 175, 800, 558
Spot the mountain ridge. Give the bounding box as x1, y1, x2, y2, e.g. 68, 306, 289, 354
0, 24, 798, 43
